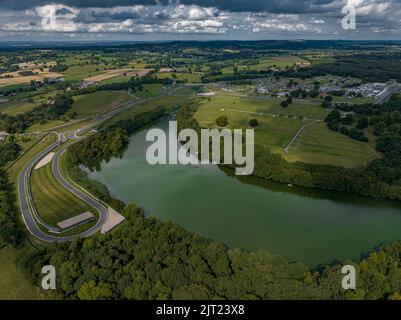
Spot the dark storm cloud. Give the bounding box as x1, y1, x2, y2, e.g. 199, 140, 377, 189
75, 10, 141, 23
55, 7, 74, 15
0, 0, 341, 14
0, 0, 400, 40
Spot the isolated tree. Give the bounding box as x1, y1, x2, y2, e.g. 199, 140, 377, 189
249, 119, 259, 128
280, 100, 289, 108
216, 115, 228, 127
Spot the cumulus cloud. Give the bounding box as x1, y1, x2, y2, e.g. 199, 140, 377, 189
0, 0, 400, 39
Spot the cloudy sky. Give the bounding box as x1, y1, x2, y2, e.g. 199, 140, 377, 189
0, 0, 400, 41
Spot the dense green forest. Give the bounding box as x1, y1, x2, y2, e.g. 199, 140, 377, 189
16, 201, 401, 300
0, 137, 22, 247
278, 53, 401, 82
0, 137, 21, 167
0, 169, 23, 247
323, 95, 401, 188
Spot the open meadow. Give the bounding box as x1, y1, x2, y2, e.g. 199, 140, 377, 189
194, 95, 379, 167
0, 246, 43, 300
70, 90, 133, 118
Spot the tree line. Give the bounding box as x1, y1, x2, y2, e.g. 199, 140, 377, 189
0, 137, 23, 247
16, 201, 401, 300
0, 94, 73, 133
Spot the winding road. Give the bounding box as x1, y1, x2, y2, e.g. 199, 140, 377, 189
17, 88, 190, 242
18, 137, 109, 242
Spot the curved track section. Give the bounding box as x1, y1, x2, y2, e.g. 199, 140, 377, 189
18, 140, 108, 242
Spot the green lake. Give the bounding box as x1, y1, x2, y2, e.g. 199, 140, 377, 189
85, 118, 401, 266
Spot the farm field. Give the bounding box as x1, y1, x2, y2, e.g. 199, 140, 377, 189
70, 90, 133, 118
0, 72, 63, 87
26, 120, 67, 133
105, 94, 189, 126
135, 83, 165, 98
0, 100, 36, 116
0, 247, 43, 300
156, 72, 202, 83
84, 68, 152, 82
220, 56, 310, 74
30, 159, 91, 227
252, 56, 310, 69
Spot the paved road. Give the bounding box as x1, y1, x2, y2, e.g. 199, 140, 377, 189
18, 139, 108, 242
376, 85, 401, 105
284, 121, 319, 153
17, 88, 191, 242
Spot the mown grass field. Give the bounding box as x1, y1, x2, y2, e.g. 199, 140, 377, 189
135, 83, 165, 98
105, 94, 188, 126
194, 98, 303, 153
197, 95, 328, 120
221, 56, 310, 74
251, 56, 310, 69
63, 65, 105, 81
30, 159, 91, 227
156, 72, 202, 83
26, 120, 67, 133
0, 246, 43, 300
194, 95, 380, 167
0, 100, 36, 116
284, 122, 380, 167
6, 134, 58, 184
70, 90, 132, 118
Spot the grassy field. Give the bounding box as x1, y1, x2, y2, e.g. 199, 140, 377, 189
194, 98, 303, 153
0, 246, 43, 300
98, 76, 131, 85
135, 83, 165, 98
70, 90, 132, 118
0, 72, 63, 87
284, 122, 380, 167
26, 120, 67, 133
194, 95, 380, 167
30, 159, 91, 227
63, 65, 105, 81
84, 69, 151, 82
197, 95, 328, 120
251, 56, 310, 69
156, 72, 202, 83
0, 100, 36, 116
220, 56, 309, 74
105, 94, 189, 126
6, 134, 58, 184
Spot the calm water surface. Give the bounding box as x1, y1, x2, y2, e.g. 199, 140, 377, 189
85, 118, 401, 266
